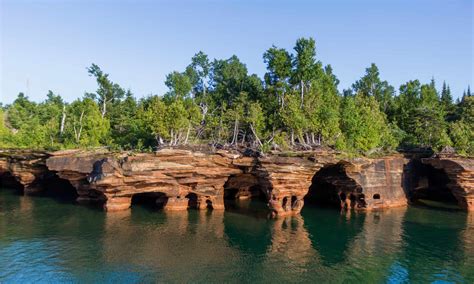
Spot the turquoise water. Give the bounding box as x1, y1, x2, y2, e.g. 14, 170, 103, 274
1, 188, 473, 283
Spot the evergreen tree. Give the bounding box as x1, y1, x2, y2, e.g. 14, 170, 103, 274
340, 93, 397, 153
352, 63, 395, 115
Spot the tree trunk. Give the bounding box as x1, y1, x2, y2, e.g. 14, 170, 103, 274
250, 123, 263, 147
60, 105, 66, 136
184, 124, 191, 145
241, 131, 246, 145
290, 129, 295, 146
156, 135, 164, 147
101, 101, 106, 118
170, 129, 174, 146
300, 80, 304, 108
231, 119, 239, 145
299, 134, 307, 147
75, 110, 84, 143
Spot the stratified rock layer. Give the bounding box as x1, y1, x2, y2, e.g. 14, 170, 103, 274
0, 150, 50, 194
2, 148, 471, 215
421, 157, 474, 211
343, 157, 409, 210
47, 149, 245, 211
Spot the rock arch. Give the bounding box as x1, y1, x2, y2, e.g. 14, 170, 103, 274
306, 163, 365, 210
420, 158, 474, 211
0, 170, 23, 191
304, 157, 409, 211
0, 151, 52, 195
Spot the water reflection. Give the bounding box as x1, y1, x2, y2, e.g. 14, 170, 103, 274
0, 189, 473, 283
399, 207, 471, 283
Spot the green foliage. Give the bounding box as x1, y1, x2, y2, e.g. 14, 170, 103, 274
340, 94, 397, 153
165, 71, 192, 100
449, 121, 473, 155
65, 98, 110, 147
352, 63, 395, 115
0, 108, 13, 147
2, 39, 470, 156
87, 63, 125, 118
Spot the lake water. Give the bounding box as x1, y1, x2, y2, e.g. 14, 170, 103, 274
1, 188, 473, 283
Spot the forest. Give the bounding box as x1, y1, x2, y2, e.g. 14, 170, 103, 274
0, 38, 472, 156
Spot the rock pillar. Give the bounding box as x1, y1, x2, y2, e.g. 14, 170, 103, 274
196, 195, 210, 210
208, 195, 225, 210
164, 196, 189, 211
104, 196, 132, 212
268, 194, 305, 216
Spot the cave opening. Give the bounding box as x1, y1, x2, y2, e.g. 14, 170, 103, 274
306, 164, 365, 210
410, 161, 460, 210
224, 174, 269, 216
0, 172, 23, 193
131, 192, 168, 211
41, 173, 79, 203
186, 193, 198, 209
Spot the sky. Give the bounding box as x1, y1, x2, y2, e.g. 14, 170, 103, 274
0, 0, 472, 104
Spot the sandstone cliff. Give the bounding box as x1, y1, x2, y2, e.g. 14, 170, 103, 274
1, 148, 471, 215
421, 157, 474, 211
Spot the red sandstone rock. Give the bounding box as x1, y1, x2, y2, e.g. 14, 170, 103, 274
422, 157, 474, 211
2, 148, 472, 216
0, 150, 50, 194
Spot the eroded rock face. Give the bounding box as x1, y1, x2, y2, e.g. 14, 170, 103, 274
343, 157, 409, 210
47, 149, 246, 211
256, 153, 337, 216
46, 150, 111, 204
3, 148, 470, 215
305, 156, 409, 211
421, 157, 474, 211
0, 150, 50, 194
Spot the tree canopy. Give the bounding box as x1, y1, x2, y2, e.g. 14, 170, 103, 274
1, 38, 472, 156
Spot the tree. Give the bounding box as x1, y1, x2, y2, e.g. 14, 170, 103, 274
263, 46, 292, 108
138, 96, 168, 146
187, 51, 210, 98
165, 99, 189, 145
0, 108, 13, 147
65, 98, 110, 147
292, 37, 319, 108
395, 80, 450, 149
440, 81, 453, 109
316, 66, 341, 145
165, 71, 192, 100
394, 80, 422, 135
449, 121, 472, 155
340, 93, 397, 153
281, 94, 306, 145
87, 64, 125, 118
108, 90, 142, 148
224, 92, 246, 145
246, 102, 265, 147
352, 63, 395, 115
210, 55, 249, 106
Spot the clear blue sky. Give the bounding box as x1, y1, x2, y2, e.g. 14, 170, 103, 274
1, 0, 472, 104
